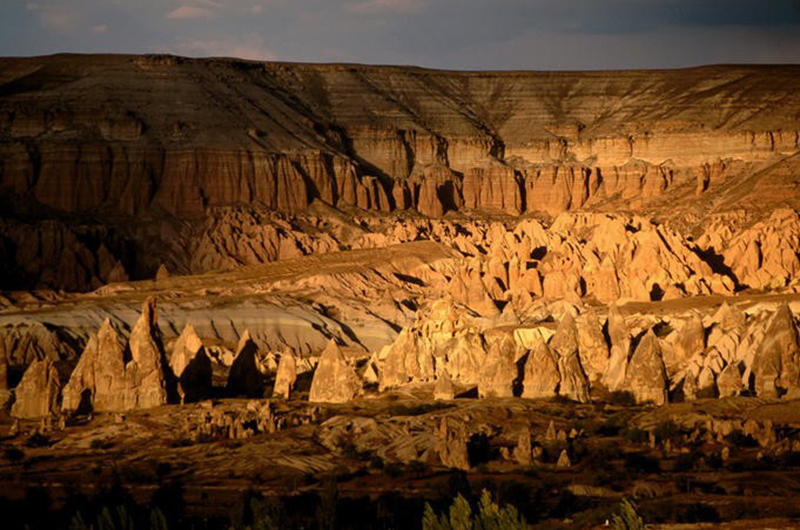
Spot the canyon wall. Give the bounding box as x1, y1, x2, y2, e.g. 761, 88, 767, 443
2, 55, 800, 289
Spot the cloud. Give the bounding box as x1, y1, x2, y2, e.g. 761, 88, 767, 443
170, 34, 278, 61
92, 24, 108, 34
346, 0, 424, 15
166, 5, 216, 20
26, 2, 78, 31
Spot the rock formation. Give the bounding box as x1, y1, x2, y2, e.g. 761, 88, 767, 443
522, 336, 560, 399
752, 304, 800, 398
434, 417, 470, 470
434, 368, 455, 400
62, 299, 170, 412
11, 359, 61, 418
273, 348, 298, 400
227, 330, 265, 398
170, 323, 212, 403
604, 304, 631, 391
126, 297, 169, 409
551, 313, 590, 403
624, 330, 669, 405
478, 334, 518, 398
309, 339, 361, 403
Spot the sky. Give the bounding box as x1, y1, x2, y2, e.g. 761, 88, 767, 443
2, 0, 800, 70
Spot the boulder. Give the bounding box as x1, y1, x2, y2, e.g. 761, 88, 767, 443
11, 359, 61, 418
309, 339, 361, 403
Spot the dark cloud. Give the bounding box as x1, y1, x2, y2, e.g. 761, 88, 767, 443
0, 0, 798, 69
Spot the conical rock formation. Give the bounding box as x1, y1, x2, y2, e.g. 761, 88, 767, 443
11, 359, 61, 418
273, 348, 298, 399
309, 339, 361, 403
170, 323, 211, 402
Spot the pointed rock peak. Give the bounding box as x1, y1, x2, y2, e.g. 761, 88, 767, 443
236, 329, 255, 354
551, 311, 580, 357
12, 359, 61, 419
273, 347, 298, 400
624, 328, 668, 405
177, 322, 203, 355
522, 339, 560, 399
711, 301, 745, 330
140, 296, 158, 329
155, 264, 170, 281
309, 338, 361, 403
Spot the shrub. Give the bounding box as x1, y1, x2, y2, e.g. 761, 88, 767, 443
610, 498, 645, 530
422, 490, 528, 530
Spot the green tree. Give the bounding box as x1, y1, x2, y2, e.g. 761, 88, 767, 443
422, 490, 529, 530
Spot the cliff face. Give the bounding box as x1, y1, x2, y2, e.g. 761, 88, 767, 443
1, 54, 800, 289
2, 55, 799, 218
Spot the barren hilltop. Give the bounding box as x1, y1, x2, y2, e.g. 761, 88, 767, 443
2, 55, 800, 528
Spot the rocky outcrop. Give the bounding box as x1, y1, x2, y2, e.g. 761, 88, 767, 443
273, 349, 298, 400
62, 299, 170, 412
522, 337, 560, 399
752, 305, 800, 398
309, 339, 361, 403
604, 304, 631, 391
127, 297, 168, 409
477, 334, 518, 398
379, 328, 434, 391
170, 323, 212, 403
624, 330, 668, 405
11, 359, 61, 418
434, 417, 470, 470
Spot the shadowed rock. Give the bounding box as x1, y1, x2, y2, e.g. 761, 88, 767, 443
170, 323, 212, 403
227, 330, 265, 398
